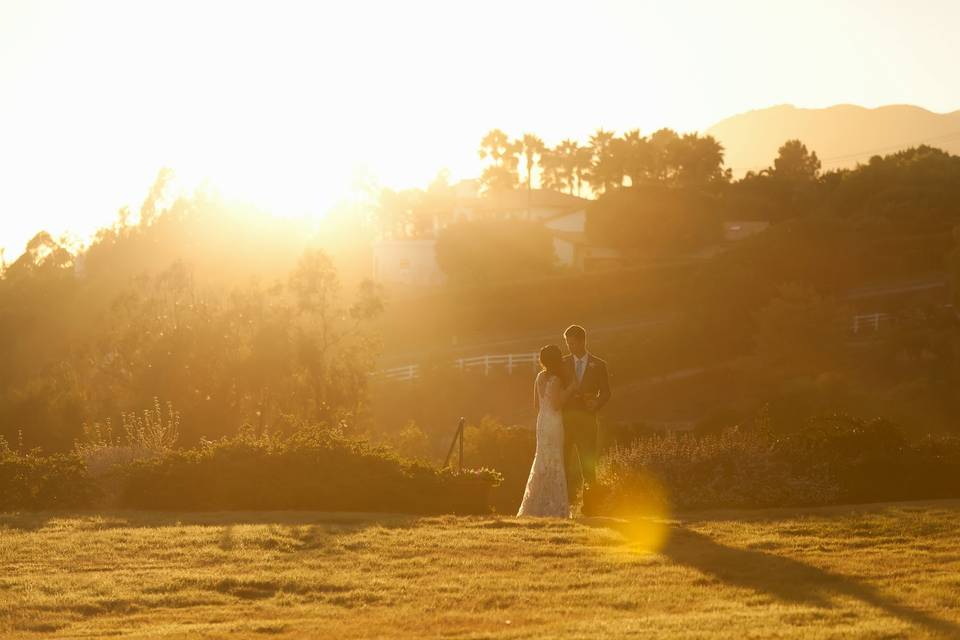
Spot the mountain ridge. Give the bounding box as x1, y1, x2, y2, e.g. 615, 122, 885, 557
706, 104, 960, 175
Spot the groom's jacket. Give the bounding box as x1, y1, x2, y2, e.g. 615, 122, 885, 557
562, 353, 611, 414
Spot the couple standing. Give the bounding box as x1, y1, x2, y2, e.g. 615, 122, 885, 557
517, 324, 611, 518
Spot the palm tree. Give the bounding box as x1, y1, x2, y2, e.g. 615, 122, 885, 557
573, 145, 592, 197
587, 128, 621, 195
555, 139, 581, 195
648, 128, 681, 182
672, 133, 727, 187
619, 129, 653, 187
518, 134, 545, 214
539, 146, 564, 193
519, 134, 545, 192
478, 129, 520, 193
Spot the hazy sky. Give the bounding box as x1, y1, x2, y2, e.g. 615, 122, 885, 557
2, 0, 959, 259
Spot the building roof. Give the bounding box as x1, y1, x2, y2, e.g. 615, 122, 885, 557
465, 188, 590, 213
548, 229, 589, 245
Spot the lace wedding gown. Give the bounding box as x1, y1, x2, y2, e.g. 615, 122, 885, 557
517, 372, 570, 518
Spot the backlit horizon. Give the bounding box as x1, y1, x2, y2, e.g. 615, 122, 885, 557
3, 0, 960, 259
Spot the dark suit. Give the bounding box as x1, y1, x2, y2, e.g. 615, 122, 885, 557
562, 353, 611, 495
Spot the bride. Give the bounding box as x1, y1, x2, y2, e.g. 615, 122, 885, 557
517, 344, 577, 518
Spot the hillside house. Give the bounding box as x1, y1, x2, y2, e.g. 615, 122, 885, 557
372, 182, 622, 286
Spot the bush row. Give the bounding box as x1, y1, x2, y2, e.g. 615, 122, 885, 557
0, 429, 502, 514
0, 439, 95, 509
7, 415, 960, 515
597, 414, 960, 513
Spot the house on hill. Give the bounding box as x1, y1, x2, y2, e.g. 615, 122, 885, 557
373, 182, 623, 286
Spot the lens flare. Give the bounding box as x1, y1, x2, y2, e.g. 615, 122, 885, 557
598, 467, 673, 554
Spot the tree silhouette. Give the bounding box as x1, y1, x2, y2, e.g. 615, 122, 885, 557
538, 146, 565, 193
555, 139, 580, 195
519, 134, 545, 216
587, 128, 621, 195
673, 133, 729, 188
478, 129, 520, 193
773, 140, 822, 182
618, 129, 654, 187
648, 128, 682, 182
518, 133, 545, 195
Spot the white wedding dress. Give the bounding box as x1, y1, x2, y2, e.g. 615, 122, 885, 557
517, 372, 570, 518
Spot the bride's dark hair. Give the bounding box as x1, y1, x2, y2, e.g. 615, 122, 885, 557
539, 344, 565, 380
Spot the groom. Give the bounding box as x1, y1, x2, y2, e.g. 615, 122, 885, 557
561, 324, 611, 515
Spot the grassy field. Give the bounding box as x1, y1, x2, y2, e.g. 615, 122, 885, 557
2, 501, 960, 639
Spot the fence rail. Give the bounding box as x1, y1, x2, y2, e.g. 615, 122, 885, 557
376, 311, 902, 382
374, 351, 540, 382
851, 312, 890, 334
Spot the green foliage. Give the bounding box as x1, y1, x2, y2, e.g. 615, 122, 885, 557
118, 426, 502, 514
948, 225, 960, 307
76, 397, 181, 453
821, 146, 960, 233
773, 139, 821, 182
480, 127, 730, 198
599, 414, 960, 512
386, 420, 432, 460
478, 129, 520, 193
462, 416, 537, 514
754, 283, 850, 374
0, 201, 382, 451
585, 184, 722, 253
434, 219, 555, 284
0, 438, 95, 510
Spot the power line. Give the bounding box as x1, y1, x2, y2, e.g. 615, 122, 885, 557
819, 130, 960, 165
729, 128, 960, 172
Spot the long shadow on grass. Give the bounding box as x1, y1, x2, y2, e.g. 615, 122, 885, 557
658, 525, 959, 637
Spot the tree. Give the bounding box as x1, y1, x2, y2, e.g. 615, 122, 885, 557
0, 180, 386, 452
434, 220, 555, 284
518, 133, 545, 195
773, 140, 821, 182
554, 139, 581, 195
648, 128, 682, 181
289, 249, 381, 424
948, 225, 960, 309
138, 167, 175, 227
585, 185, 721, 254
573, 145, 592, 197
586, 128, 622, 195
539, 146, 565, 193
376, 188, 419, 239
478, 129, 520, 193
754, 283, 849, 374
672, 134, 729, 188
5, 231, 74, 277
618, 129, 654, 187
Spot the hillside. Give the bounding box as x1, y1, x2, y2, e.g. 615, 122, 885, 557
707, 104, 960, 176
3, 503, 960, 638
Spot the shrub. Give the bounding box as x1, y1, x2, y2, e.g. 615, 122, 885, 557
597, 414, 960, 513
0, 438, 95, 510
599, 426, 837, 513
75, 398, 180, 505
118, 426, 502, 514
461, 417, 537, 514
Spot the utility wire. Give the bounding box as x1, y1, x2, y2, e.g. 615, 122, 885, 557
728, 128, 960, 173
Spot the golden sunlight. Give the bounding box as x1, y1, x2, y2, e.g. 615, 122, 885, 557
5, 2, 960, 638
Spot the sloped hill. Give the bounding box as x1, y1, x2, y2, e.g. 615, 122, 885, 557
708, 104, 960, 176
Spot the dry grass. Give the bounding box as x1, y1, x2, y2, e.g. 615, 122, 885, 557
2, 501, 960, 638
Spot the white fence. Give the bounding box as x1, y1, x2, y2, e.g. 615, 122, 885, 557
851, 312, 890, 334
377, 312, 896, 382
375, 352, 540, 382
